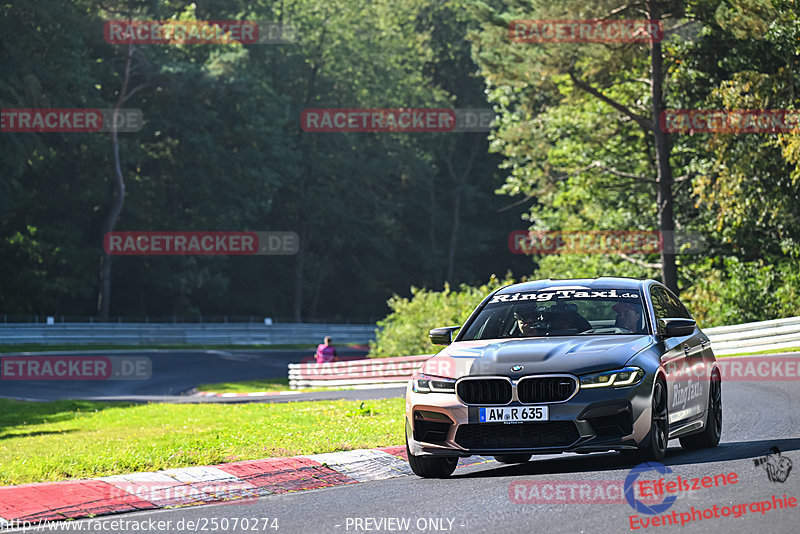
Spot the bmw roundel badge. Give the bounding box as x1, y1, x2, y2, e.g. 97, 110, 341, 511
511, 365, 523, 372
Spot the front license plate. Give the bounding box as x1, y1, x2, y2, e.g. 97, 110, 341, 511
479, 406, 549, 423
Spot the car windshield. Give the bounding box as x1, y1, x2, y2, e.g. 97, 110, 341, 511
459, 288, 649, 340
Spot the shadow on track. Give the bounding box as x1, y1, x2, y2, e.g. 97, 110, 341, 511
449, 437, 800, 479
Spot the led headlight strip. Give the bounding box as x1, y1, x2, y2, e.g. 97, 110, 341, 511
412, 374, 456, 393
579, 367, 644, 388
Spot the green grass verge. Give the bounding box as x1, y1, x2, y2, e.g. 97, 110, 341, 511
195, 377, 364, 394
718, 346, 800, 358
196, 377, 294, 393
0, 398, 404, 486
0, 343, 373, 354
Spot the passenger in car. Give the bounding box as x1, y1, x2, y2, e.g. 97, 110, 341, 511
612, 302, 643, 333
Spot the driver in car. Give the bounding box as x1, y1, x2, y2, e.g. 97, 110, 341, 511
612, 301, 642, 333
515, 304, 591, 335
514, 306, 547, 337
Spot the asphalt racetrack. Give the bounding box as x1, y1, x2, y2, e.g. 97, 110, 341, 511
14, 371, 799, 534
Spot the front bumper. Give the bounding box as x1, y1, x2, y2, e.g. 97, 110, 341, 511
405, 377, 654, 457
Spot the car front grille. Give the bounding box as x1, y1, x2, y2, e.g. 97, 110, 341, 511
454, 421, 579, 449
456, 379, 512, 405
517, 376, 577, 403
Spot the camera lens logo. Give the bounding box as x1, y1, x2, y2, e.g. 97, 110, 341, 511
624, 462, 677, 514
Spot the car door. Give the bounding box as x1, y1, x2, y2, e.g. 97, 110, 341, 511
651, 286, 705, 424
661, 288, 710, 422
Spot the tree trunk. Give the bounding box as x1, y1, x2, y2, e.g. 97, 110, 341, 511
97, 43, 137, 319
309, 251, 327, 321
97, 129, 125, 319
444, 136, 480, 283
290, 38, 325, 323
648, 0, 678, 293
445, 184, 462, 283
292, 230, 306, 322
429, 181, 440, 287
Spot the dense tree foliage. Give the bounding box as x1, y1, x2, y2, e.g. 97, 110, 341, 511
1, 0, 798, 327
465, 0, 800, 326
0, 0, 529, 321
369, 275, 515, 358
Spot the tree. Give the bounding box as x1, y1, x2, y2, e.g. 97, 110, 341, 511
97, 37, 151, 319
469, 0, 704, 292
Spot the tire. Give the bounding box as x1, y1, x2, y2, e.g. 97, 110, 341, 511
621, 378, 669, 463
680, 371, 722, 450
494, 454, 532, 464
406, 430, 458, 478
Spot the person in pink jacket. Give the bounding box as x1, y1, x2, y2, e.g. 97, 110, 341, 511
315, 336, 337, 363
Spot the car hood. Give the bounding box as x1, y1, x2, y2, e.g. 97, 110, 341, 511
421, 335, 654, 379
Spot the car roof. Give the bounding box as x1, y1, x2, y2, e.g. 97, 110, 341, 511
494, 277, 655, 295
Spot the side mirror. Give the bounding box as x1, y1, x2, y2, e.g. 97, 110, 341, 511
659, 318, 696, 338
429, 326, 461, 346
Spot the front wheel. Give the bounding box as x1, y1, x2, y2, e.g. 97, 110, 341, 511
406, 430, 458, 478
621, 378, 669, 463
680, 371, 722, 449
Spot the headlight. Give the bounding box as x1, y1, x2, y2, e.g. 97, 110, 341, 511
411, 374, 456, 393
580, 367, 644, 389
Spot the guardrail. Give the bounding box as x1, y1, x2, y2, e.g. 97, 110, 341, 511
288, 316, 800, 388
0, 323, 377, 345
704, 316, 800, 356
288, 355, 431, 389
